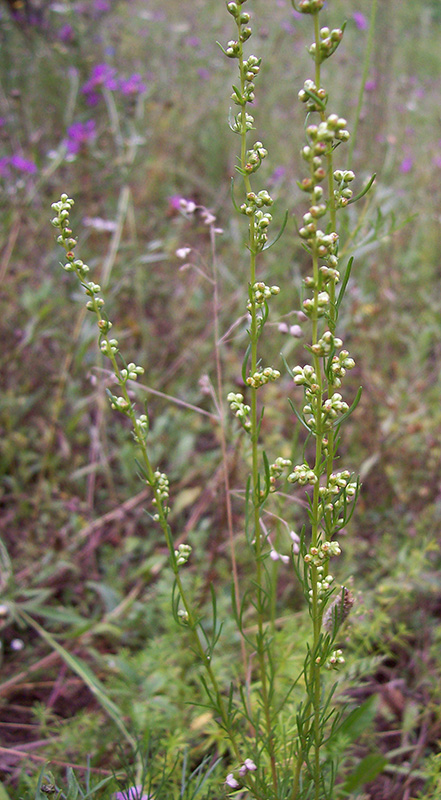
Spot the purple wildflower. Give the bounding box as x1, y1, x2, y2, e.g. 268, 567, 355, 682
114, 787, 149, 800
168, 194, 184, 213
432, 155, 441, 168
64, 120, 96, 155
399, 157, 413, 174
353, 11, 368, 30
197, 68, 210, 81
119, 73, 146, 96
82, 63, 118, 104
0, 155, 38, 177
225, 774, 240, 789
364, 79, 377, 92
94, 0, 111, 10
10, 155, 38, 173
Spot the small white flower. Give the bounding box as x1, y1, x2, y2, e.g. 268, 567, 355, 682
289, 324, 303, 337
176, 247, 192, 259
179, 199, 197, 213
290, 531, 300, 554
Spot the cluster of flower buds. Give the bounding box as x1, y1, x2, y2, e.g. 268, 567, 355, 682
240, 189, 273, 249
299, 227, 339, 260
326, 649, 345, 669
230, 53, 258, 106
310, 330, 342, 357
254, 209, 273, 250
303, 392, 349, 432
309, 570, 333, 599
247, 281, 280, 311
108, 393, 130, 413
302, 288, 331, 318
153, 471, 169, 503
133, 414, 149, 445
333, 168, 355, 208
246, 366, 280, 389
243, 141, 268, 173
225, 0, 251, 48
319, 264, 340, 286
308, 26, 343, 63
298, 79, 327, 113
287, 463, 317, 486
227, 392, 251, 431
244, 53, 260, 82
230, 110, 254, 134
51, 194, 76, 247
318, 470, 357, 510
330, 350, 355, 387
62, 257, 89, 275
298, 0, 325, 13
292, 364, 317, 387
174, 543, 192, 567
269, 456, 293, 492
119, 363, 145, 383
303, 540, 341, 566
100, 338, 119, 356
152, 471, 171, 520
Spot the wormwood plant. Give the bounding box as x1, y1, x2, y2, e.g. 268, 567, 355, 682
50, 1, 378, 798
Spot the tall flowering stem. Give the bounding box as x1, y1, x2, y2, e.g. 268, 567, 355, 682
224, 1, 284, 793
287, 1, 360, 797
50, 196, 246, 770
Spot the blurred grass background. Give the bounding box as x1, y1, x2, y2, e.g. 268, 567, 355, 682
1, 0, 441, 797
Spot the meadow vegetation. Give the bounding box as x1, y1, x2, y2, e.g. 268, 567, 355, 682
1, 0, 441, 798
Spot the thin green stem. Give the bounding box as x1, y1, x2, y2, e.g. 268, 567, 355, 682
347, 0, 378, 170
237, 26, 279, 797
210, 224, 249, 680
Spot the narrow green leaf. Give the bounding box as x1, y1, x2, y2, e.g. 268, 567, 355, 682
66, 767, 80, 800
17, 610, 136, 749
288, 398, 313, 434
231, 85, 245, 105
241, 342, 251, 384
230, 177, 242, 214
336, 256, 354, 312
82, 776, 115, 799
262, 209, 289, 251
335, 694, 378, 742
340, 752, 388, 793
334, 386, 362, 430
347, 173, 376, 205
